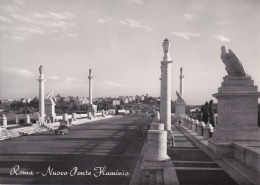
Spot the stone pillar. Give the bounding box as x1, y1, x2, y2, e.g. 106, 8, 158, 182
88, 68, 93, 105
2, 114, 7, 126
175, 98, 186, 118
179, 67, 184, 98
88, 112, 92, 120
160, 39, 173, 134
209, 75, 260, 157
203, 123, 210, 140
144, 130, 172, 168
102, 109, 106, 117
150, 123, 164, 130
63, 113, 68, 121
188, 118, 194, 130
26, 115, 30, 124
183, 116, 189, 127
194, 119, 199, 132
15, 116, 19, 124
72, 113, 77, 121
38, 66, 46, 123
197, 121, 205, 136
192, 119, 197, 132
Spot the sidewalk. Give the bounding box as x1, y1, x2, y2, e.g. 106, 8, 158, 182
169, 124, 238, 185
130, 124, 239, 185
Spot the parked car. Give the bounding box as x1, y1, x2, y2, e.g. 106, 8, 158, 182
55, 126, 69, 135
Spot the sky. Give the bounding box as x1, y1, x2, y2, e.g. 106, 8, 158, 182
0, 0, 259, 105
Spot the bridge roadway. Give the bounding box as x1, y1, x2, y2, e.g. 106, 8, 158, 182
0, 115, 152, 185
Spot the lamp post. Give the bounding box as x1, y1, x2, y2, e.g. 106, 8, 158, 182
160, 39, 173, 135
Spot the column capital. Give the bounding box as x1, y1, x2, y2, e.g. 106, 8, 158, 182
161, 61, 173, 65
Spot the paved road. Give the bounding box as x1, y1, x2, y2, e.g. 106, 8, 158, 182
168, 124, 238, 185
0, 115, 152, 185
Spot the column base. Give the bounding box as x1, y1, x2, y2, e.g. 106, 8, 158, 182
142, 159, 173, 170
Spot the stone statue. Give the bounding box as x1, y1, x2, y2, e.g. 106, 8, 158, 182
89, 68, 92, 74
176, 90, 183, 100
202, 102, 209, 124
39, 66, 44, 74
208, 100, 216, 127
220, 46, 246, 77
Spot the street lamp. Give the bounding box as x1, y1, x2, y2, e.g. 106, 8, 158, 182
162, 38, 171, 61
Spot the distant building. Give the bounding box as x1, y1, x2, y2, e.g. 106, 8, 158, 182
20, 98, 32, 103
75, 97, 89, 105
113, 100, 120, 106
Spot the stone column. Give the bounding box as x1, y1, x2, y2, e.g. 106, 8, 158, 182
179, 67, 184, 97
38, 66, 46, 123
26, 115, 30, 124
88, 68, 93, 105
160, 39, 173, 134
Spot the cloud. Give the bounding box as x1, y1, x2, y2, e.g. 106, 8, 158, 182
125, 0, 144, 4
64, 77, 83, 83
170, 32, 200, 39
0, 10, 77, 41
2, 66, 34, 78
31, 12, 74, 20
119, 19, 152, 31
0, 15, 12, 22
49, 76, 60, 80
0, 5, 21, 12
215, 35, 230, 42
102, 81, 123, 87
67, 33, 78, 37
215, 21, 228, 26
184, 13, 195, 21
98, 17, 111, 23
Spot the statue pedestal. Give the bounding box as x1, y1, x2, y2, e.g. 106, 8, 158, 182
209, 76, 260, 157
175, 98, 186, 117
